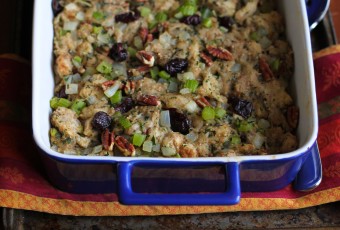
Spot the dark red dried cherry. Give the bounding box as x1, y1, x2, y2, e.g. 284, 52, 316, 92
229, 96, 253, 118
115, 10, 140, 23
56, 86, 67, 99
52, 0, 63, 16
218, 16, 235, 30
108, 43, 128, 62
169, 109, 191, 135
115, 98, 135, 113
92, 111, 112, 131
164, 58, 189, 75
180, 15, 201, 26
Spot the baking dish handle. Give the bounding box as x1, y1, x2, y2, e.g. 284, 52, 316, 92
117, 161, 241, 205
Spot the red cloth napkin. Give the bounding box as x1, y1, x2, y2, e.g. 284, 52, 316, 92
0, 49, 339, 216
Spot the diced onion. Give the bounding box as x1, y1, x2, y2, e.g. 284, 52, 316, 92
63, 21, 79, 31
258, 119, 270, 130
142, 141, 153, 152
91, 145, 103, 154
185, 100, 199, 113
161, 147, 177, 157
97, 33, 111, 45
152, 143, 161, 153
168, 81, 178, 93
71, 73, 82, 83
231, 63, 241, 73
65, 83, 78, 94
86, 95, 97, 105
251, 133, 265, 149
178, 31, 191, 41
259, 36, 272, 49
76, 12, 85, 21
180, 88, 191, 95
111, 63, 127, 78
104, 81, 121, 98
160, 110, 171, 128
186, 132, 198, 142
178, 71, 195, 81
65, 3, 78, 11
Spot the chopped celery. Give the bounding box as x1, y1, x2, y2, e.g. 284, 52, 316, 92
150, 66, 160, 79
96, 61, 113, 74
202, 106, 215, 120
184, 79, 199, 93
271, 59, 280, 71
110, 90, 122, 105
238, 120, 253, 132
119, 116, 132, 129
93, 26, 103, 34
230, 135, 241, 145
155, 12, 167, 22
71, 99, 86, 114
202, 18, 212, 28
93, 11, 104, 20
215, 107, 226, 118
139, 6, 151, 17
159, 70, 171, 80
133, 133, 146, 147
50, 97, 72, 109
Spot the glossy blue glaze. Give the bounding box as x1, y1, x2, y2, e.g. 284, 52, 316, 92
39, 142, 320, 205
293, 143, 322, 191
306, 0, 330, 29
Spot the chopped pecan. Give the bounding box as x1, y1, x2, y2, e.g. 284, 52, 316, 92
137, 94, 160, 106
259, 57, 275, 81
200, 52, 213, 67
101, 129, 115, 151
124, 80, 136, 95
115, 136, 136, 156
206, 45, 233, 61
136, 51, 155, 67
101, 80, 123, 91
139, 27, 148, 43
128, 65, 151, 77
287, 106, 299, 129
195, 96, 211, 108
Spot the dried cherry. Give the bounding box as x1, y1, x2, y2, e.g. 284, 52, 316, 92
115, 98, 135, 113
115, 10, 140, 23
92, 111, 112, 131
164, 58, 188, 75
108, 43, 128, 62
52, 0, 63, 16
229, 96, 253, 118
218, 16, 235, 30
169, 109, 191, 135
180, 15, 201, 26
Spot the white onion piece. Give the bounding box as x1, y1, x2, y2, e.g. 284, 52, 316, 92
97, 33, 111, 45
83, 147, 92, 155
111, 63, 127, 78
76, 11, 85, 21
180, 88, 191, 95
161, 147, 177, 157
91, 145, 103, 154
65, 83, 78, 94
185, 100, 199, 113
186, 132, 198, 142
142, 141, 153, 152
104, 81, 121, 98
103, 18, 114, 27
168, 81, 178, 93
178, 71, 195, 81
259, 36, 272, 49
63, 21, 79, 31
152, 143, 161, 153
251, 133, 265, 149
65, 3, 78, 11
160, 110, 171, 128
71, 73, 82, 83
231, 63, 241, 73
258, 119, 270, 130
86, 95, 97, 105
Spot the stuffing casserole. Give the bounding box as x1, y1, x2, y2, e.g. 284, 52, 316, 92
50, 0, 299, 157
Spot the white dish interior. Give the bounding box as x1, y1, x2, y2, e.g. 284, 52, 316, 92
32, 0, 318, 163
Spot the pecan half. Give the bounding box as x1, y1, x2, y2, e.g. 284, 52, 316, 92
139, 27, 148, 43
195, 96, 211, 108
115, 136, 136, 156
101, 129, 115, 151
136, 51, 155, 67
200, 52, 213, 67
124, 80, 136, 95
128, 65, 151, 77
206, 45, 233, 61
101, 80, 123, 91
287, 106, 299, 129
137, 94, 160, 106
259, 57, 275, 81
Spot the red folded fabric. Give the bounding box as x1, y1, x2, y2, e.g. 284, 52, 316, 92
0, 50, 339, 216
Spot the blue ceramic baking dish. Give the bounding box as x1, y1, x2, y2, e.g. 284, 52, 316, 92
32, 0, 320, 205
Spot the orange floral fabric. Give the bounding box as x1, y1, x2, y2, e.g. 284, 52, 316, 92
0, 49, 339, 216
